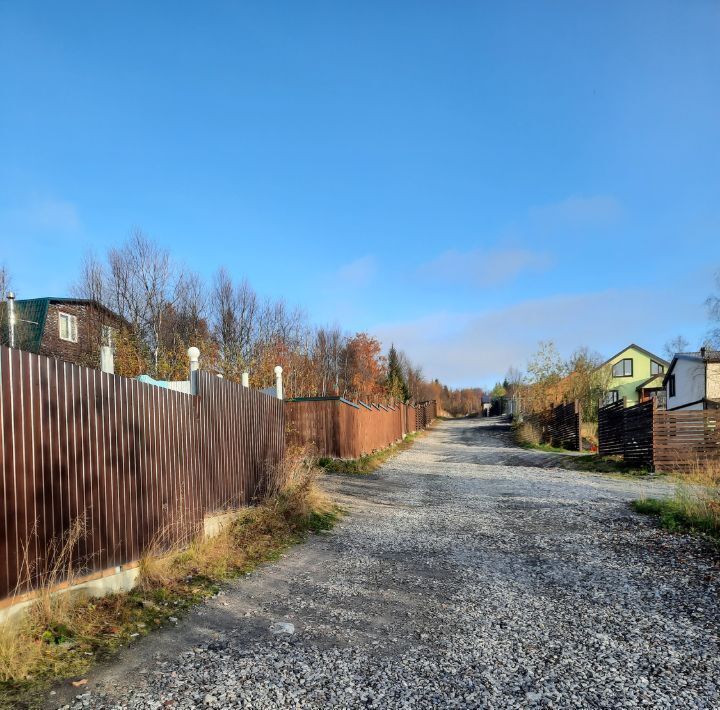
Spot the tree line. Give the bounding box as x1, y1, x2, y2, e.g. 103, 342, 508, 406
492, 270, 720, 422
1, 232, 484, 413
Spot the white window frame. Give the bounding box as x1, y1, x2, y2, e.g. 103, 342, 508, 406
58, 312, 78, 343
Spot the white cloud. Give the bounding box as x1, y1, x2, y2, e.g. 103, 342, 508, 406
336, 255, 377, 286
372, 286, 704, 387
530, 194, 623, 228
418, 247, 552, 286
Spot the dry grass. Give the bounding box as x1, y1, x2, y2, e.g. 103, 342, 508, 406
317, 431, 424, 474
633, 458, 720, 538
581, 422, 598, 448
514, 420, 542, 448
0, 521, 95, 707
140, 447, 335, 590
0, 451, 336, 707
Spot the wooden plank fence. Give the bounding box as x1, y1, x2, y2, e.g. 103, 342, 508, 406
0, 345, 284, 602
598, 400, 720, 471
623, 400, 654, 467
526, 401, 582, 451
597, 400, 625, 457
653, 409, 720, 472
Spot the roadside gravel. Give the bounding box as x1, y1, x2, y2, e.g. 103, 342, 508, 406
59, 417, 719, 709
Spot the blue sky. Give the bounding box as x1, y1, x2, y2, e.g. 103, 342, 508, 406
1, 1, 719, 387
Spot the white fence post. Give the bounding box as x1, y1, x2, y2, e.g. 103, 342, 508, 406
6, 292, 15, 348
188, 346, 200, 395
242, 372, 249, 388
274, 365, 283, 400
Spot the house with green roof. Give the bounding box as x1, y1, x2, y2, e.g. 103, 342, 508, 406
0, 297, 124, 369
600, 343, 669, 407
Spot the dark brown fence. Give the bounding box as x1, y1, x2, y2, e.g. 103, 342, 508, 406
526, 401, 582, 451
197, 371, 284, 509
598, 399, 654, 467
653, 409, 720, 472
597, 400, 720, 471
598, 400, 625, 456
0, 345, 284, 602
285, 397, 434, 459
623, 400, 655, 467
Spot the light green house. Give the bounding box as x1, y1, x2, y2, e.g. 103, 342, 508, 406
600, 344, 669, 407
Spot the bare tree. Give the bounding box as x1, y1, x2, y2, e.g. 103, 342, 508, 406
313, 326, 346, 396
211, 268, 259, 377
0, 265, 11, 297
73, 231, 190, 376
705, 270, 720, 348
664, 335, 690, 360
73, 252, 106, 303
565, 346, 609, 421
106, 231, 184, 373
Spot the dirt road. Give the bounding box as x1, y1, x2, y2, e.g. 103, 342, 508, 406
59, 417, 719, 709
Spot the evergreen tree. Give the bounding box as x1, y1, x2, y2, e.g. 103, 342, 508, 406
386, 344, 411, 402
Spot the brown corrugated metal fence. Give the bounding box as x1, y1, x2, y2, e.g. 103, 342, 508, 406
0, 345, 284, 601
285, 397, 435, 459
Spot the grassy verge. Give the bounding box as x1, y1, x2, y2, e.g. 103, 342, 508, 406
317, 431, 424, 474
558, 454, 654, 477
0, 454, 338, 709
632, 461, 720, 539
514, 420, 654, 476
513, 421, 578, 454
519, 441, 577, 454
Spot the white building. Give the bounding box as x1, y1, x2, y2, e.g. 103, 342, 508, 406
663, 348, 720, 411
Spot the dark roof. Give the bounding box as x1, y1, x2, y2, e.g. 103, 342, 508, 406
0, 297, 125, 353
0, 298, 50, 352
662, 350, 720, 386
635, 375, 664, 391
598, 343, 669, 370
45, 298, 125, 321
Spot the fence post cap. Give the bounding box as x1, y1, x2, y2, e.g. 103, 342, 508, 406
274, 365, 283, 375
6, 291, 15, 300
187, 346, 200, 361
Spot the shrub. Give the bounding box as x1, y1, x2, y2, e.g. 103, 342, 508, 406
514, 420, 542, 447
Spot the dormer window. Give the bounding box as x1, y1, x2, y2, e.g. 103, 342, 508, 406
650, 360, 665, 375
612, 358, 633, 377
58, 313, 78, 342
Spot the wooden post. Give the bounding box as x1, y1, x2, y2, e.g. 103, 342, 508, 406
576, 399, 582, 452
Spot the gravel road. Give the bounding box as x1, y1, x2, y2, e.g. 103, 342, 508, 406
59, 417, 719, 709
